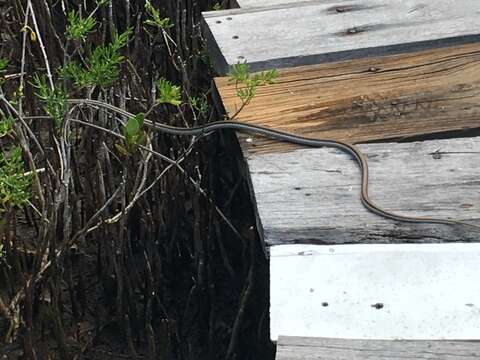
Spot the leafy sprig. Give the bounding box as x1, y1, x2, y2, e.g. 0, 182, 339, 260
0, 116, 15, 138
156, 78, 182, 106
0, 58, 7, 73
31, 74, 67, 128
0, 147, 32, 214
144, 0, 173, 30
60, 28, 132, 89
189, 95, 209, 116
0, 58, 8, 85
66, 10, 97, 40
228, 62, 278, 111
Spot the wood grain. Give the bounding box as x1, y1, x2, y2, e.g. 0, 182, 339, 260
246, 137, 480, 246
203, 0, 480, 74
215, 43, 480, 155
276, 336, 480, 359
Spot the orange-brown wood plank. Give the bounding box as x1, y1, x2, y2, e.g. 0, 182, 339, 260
215, 43, 480, 155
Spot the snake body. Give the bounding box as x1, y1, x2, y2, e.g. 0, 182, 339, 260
68, 99, 480, 231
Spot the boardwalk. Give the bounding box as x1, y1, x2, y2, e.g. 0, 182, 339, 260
203, 0, 480, 358
204, 0, 480, 73
276, 337, 480, 359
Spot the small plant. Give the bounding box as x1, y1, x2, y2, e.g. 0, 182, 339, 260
0, 58, 8, 85
58, 62, 87, 88
31, 74, 67, 128
212, 3, 222, 11
156, 78, 182, 106
115, 113, 147, 155
66, 10, 97, 40
0, 116, 15, 138
60, 28, 132, 89
189, 95, 209, 117
144, 0, 173, 30
0, 147, 32, 215
228, 62, 278, 112
0, 58, 7, 73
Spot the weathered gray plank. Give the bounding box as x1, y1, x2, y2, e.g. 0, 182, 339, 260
245, 137, 480, 246
276, 336, 480, 359
234, 0, 318, 8
202, 0, 480, 74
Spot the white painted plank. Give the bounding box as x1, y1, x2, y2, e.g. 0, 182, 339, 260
246, 137, 480, 246
271, 243, 480, 341
203, 0, 480, 73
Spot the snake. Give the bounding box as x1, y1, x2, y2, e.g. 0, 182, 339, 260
67, 98, 480, 231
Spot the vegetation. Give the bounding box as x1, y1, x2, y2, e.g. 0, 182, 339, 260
0, 0, 273, 359
228, 62, 278, 118
156, 78, 182, 106
0, 146, 32, 215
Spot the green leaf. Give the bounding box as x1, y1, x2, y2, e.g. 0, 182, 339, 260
125, 116, 140, 137
135, 113, 144, 128
137, 132, 147, 146
114, 143, 129, 156
121, 113, 146, 154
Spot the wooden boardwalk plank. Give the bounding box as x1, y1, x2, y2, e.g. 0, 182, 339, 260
234, 0, 318, 8
203, 0, 480, 74
247, 137, 480, 246
276, 336, 480, 359
271, 244, 480, 342
215, 43, 480, 155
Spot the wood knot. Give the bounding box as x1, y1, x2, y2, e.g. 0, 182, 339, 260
327, 4, 369, 14
335, 6, 352, 13
347, 27, 361, 34
340, 24, 389, 36
431, 150, 442, 160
